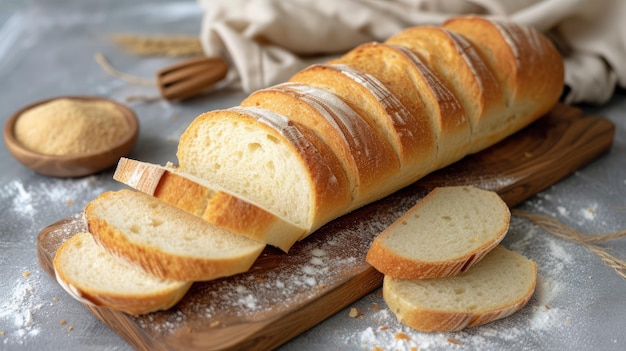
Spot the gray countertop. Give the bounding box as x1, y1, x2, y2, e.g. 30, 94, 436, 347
1, 1, 625, 350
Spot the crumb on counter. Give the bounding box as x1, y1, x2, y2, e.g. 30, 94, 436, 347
395, 332, 410, 341
448, 337, 463, 345
349, 307, 360, 318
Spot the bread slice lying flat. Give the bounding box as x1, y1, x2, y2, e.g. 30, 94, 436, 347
383, 245, 537, 332
53, 232, 192, 315
85, 189, 266, 281
366, 186, 510, 279
113, 157, 306, 252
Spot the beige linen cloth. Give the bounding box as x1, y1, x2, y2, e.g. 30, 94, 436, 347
198, 0, 626, 105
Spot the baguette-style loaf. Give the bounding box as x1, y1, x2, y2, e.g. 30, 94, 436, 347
383, 246, 537, 332
366, 186, 510, 279
176, 16, 563, 238
84, 189, 266, 281
113, 157, 306, 251
53, 232, 192, 315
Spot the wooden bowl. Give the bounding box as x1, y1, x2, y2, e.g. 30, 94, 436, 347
3, 96, 139, 178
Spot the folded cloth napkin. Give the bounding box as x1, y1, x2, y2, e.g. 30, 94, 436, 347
198, 0, 626, 105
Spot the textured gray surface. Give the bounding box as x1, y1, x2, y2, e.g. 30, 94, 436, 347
1, 1, 625, 350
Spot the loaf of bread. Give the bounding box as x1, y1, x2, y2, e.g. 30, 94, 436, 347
366, 186, 510, 279
383, 245, 537, 332
113, 157, 306, 251
176, 16, 563, 238
84, 189, 266, 281
53, 232, 192, 315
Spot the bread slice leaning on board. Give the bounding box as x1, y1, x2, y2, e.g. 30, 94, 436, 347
366, 186, 511, 280
176, 15, 563, 238
54, 232, 192, 315
113, 157, 306, 252
383, 246, 537, 332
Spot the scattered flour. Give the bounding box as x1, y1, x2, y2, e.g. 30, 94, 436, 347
580, 204, 597, 221
0, 272, 43, 344
0, 176, 108, 223
0, 175, 110, 345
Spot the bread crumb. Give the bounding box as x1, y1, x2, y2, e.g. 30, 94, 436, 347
67, 326, 73, 332
379, 325, 389, 331
373, 347, 383, 351
410, 347, 418, 351
0, 331, 5, 336
209, 321, 219, 327
22, 271, 31, 277
60, 320, 66, 325
545, 304, 551, 310
395, 332, 411, 341
349, 307, 360, 318
66, 199, 74, 205
53, 297, 59, 301
372, 304, 380, 311
447, 338, 463, 345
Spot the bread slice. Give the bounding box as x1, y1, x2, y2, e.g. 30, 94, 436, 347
330, 42, 469, 172
53, 232, 192, 315
386, 26, 504, 154
177, 106, 352, 235
383, 245, 537, 332
366, 186, 510, 279
84, 189, 266, 281
113, 157, 306, 252
443, 16, 564, 139
240, 82, 401, 210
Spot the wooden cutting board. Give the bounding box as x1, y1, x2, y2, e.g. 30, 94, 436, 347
38, 104, 615, 351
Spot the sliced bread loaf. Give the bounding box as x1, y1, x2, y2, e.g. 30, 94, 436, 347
84, 189, 266, 281
240, 82, 401, 210
53, 232, 192, 315
175, 17, 562, 246
383, 245, 537, 332
366, 186, 510, 279
113, 157, 306, 252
